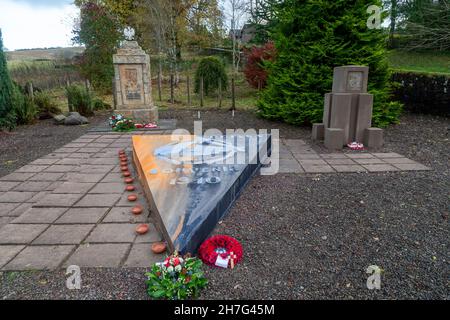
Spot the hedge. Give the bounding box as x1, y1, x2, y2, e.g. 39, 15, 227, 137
392, 72, 450, 117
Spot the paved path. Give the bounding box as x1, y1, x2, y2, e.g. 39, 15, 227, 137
0, 133, 431, 271
278, 139, 431, 173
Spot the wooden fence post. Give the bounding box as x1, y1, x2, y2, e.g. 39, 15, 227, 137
218, 79, 222, 108
170, 74, 175, 104
157, 70, 162, 102
200, 76, 204, 107
27, 82, 34, 102
187, 75, 191, 106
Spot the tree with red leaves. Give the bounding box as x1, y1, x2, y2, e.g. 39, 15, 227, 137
243, 41, 276, 90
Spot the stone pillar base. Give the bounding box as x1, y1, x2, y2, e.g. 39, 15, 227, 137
325, 128, 345, 150
115, 108, 159, 124
364, 128, 384, 149
312, 123, 325, 141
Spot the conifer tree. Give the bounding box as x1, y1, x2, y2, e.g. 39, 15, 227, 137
258, 0, 402, 127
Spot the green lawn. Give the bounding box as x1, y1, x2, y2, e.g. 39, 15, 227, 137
388, 50, 450, 75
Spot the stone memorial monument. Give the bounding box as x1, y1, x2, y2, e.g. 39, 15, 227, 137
113, 27, 158, 124
312, 66, 383, 149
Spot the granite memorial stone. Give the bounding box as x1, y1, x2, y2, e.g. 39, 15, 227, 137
312, 66, 384, 149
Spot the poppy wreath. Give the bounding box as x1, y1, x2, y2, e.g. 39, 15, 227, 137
198, 235, 243, 268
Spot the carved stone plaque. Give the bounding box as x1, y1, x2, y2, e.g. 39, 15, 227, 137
347, 71, 363, 91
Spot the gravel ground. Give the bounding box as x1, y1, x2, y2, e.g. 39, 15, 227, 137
0, 111, 448, 300
0, 113, 108, 177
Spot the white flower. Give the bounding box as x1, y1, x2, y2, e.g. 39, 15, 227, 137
167, 266, 174, 273
175, 265, 182, 272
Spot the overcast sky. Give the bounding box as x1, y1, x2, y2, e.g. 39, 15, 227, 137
0, 0, 77, 51
0, 0, 248, 51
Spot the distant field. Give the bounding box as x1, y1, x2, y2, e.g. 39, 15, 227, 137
388, 50, 450, 75
6, 47, 84, 62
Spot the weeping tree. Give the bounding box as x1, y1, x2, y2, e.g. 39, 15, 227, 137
0, 29, 16, 130
258, 0, 403, 128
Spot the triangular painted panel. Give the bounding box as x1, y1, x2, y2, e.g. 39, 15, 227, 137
132, 134, 270, 254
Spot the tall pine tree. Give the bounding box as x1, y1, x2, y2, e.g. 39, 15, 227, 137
257, 0, 402, 127
0, 28, 16, 130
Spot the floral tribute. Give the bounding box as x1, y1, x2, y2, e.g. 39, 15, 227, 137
145, 252, 208, 300
347, 142, 365, 151
110, 114, 158, 131
198, 235, 243, 269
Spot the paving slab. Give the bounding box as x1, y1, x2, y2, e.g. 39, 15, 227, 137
13, 181, 53, 192
89, 183, 127, 194
29, 172, 65, 182
115, 193, 143, 207
33, 224, 95, 245
102, 207, 148, 223
345, 153, 375, 159
0, 192, 37, 203
325, 158, 357, 165
3, 245, 75, 271
332, 165, 368, 173
0, 245, 25, 269
292, 154, 321, 160
382, 158, 418, 164
30, 158, 59, 165
74, 194, 121, 207
56, 207, 109, 224
134, 224, 163, 243
55, 158, 87, 165
392, 163, 431, 171
353, 158, 387, 165
124, 243, 165, 267
0, 224, 49, 244
299, 159, 328, 166
0, 217, 14, 229
372, 152, 403, 158
64, 243, 130, 268
63, 173, 106, 183
66, 153, 91, 159
11, 208, 67, 224
34, 193, 83, 207
101, 173, 124, 182
16, 165, 49, 173
86, 224, 137, 243
84, 158, 118, 165
362, 164, 400, 172
28, 191, 50, 203
53, 182, 95, 194
8, 203, 33, 217
78, 165, 115, 174
44, 165, 79, 173
42, 153, 71, 159
0, 172, 36, 182
0, 181, 21, 192
0, 203, 20, 217
302, 165, 335, 173
319, 154, 348, 159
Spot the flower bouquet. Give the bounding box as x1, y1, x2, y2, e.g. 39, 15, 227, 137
145, 252, 208, 300
109, 114, 124, 127
113, 118, 136, 132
